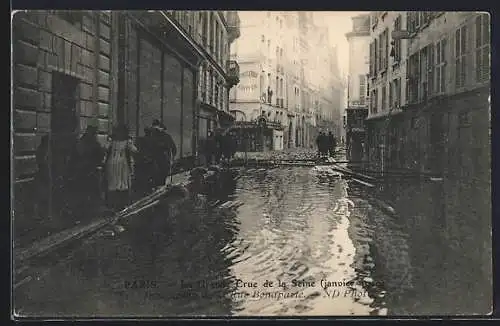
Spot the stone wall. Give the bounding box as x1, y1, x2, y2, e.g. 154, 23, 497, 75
12, 11, 113, 223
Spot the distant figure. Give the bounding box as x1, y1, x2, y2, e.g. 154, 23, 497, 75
204, 131, 217, 166
221, 131, 236, 162
328, 131, 337, 157
214, 130, 224, 164
316, 132, 329, 157
102, 124, 137, 211
315, 132, 323, 157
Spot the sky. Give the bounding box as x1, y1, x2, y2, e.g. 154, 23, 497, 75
314, 11, 366, 78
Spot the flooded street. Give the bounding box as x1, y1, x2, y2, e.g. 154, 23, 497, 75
14, 159, 490, 317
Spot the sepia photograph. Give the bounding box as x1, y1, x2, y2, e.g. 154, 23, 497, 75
11, 10, 491, 317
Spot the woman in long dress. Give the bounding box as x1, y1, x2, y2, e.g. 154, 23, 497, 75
102, 124, 138, 211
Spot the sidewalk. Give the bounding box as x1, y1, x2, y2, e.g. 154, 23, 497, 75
14, 171, 192, 267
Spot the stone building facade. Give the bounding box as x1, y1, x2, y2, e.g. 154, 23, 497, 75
366, 11, 491, 294
345, 13, 371, 161
229, 11, 343, 151
13, 11, 114, 232
12, 10, 240, 243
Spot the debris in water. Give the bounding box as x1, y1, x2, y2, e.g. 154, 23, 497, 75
113, 225, 125, 233
101, 230, 115, 237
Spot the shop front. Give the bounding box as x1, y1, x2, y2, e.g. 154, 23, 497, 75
119, 12, 203, 168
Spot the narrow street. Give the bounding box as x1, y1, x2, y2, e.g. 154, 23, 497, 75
14, 149, 481, 317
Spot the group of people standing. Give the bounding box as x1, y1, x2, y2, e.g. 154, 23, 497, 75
316, 131, 337, 158
203, 129, 237, 165
34, 119, 177, 220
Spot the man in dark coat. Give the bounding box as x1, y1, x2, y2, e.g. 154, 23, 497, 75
328, 131, 337, 157
69, 125, 105, 217
316, 132, 323, 157
204, 131, 216, 166
151, 119, 177, 186
135, 127, 157, 195
214, 129, 224, 164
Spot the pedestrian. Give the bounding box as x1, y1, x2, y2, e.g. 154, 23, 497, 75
221, 131, 234, 162
102, 124, 137, 211
204, 131, 217, 166
134, 127, 156, 195
34, 135, 50, 219
214, 129, 224, 164
328, 131, 337, 157
151, 120, 177, 187
69, 125, 105, 218
315, 132, 323, 158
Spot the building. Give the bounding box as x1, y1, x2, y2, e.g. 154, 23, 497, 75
345, 13, 371, 161
229, 11, 343, 152
117, 11, 240, 164
12, 10, 240, 241
366, 11, 491, 286
13, 11, 115, 232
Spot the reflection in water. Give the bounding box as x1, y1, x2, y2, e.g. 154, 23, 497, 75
15, 163, 488, 317
229, 167, 383, 316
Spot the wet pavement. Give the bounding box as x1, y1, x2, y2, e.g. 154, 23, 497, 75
14, 150, 491, 317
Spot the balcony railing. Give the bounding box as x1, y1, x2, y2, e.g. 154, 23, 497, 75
226, 11, 241, 43
227, 60, 240, 88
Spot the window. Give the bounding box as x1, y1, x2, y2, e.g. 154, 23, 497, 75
371, 89, 378, 114
415, 12, 421, 29
422, 12, 431, 25
378, 33, 383, 72
359, 75, 366, 105
475, 13, 490, 82
261, 35, 265, 43
369, 41, 374, 76
393, 15, 402, 62
383, 29, 389, 70
374, 38, 379, 73
427, 44, 434, 97
394, 78, 401, 107
455, 25, 467, 88
381, 85, 387, 109
420, 46, 430, 101
408, 53, 420, 103
458, 110, 471, 127
58, 11, 83, 25
435, 38, 447, 93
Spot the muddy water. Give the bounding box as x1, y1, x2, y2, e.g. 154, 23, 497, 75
226, 166, 386, 316
16, 163, 468, 317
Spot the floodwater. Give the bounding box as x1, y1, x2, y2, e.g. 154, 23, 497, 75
14, 162, 491, 317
